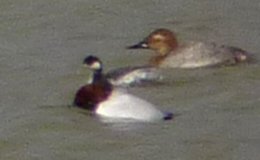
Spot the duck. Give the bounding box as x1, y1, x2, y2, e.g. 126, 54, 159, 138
127, 28, 251, 68
73, 55, 173, 122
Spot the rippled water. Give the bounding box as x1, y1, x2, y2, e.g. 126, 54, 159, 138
0, 0, 260, 159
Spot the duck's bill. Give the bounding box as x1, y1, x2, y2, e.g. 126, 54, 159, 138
127, 41, 149, 49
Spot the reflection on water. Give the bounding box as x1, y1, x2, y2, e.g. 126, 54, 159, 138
96, 115, 170, 132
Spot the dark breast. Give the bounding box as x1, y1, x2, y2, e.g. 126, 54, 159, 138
73, 83, 112, 111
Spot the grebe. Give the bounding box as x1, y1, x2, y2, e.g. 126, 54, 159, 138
84, 56, 162, 87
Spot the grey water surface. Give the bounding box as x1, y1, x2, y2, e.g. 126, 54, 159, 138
0, 0, 260, 159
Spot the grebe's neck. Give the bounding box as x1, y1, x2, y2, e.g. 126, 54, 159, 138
93, 68, 103, 82
73, 67, 112, 110
92, 68, 112, 90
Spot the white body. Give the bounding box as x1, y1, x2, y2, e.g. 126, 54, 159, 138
95, 89, 165, 122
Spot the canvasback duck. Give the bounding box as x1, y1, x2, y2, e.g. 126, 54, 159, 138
127, 28, 250, 68
73, 55, 173, 122
84, 56, 162, 87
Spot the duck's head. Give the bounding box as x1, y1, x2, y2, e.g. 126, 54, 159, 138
83, 55, 103, 72
127, 28, 178, 56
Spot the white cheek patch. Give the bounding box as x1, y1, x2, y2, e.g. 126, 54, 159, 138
90, 62, 101, 70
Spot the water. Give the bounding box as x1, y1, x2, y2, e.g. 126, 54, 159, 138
0, 0, 260, 159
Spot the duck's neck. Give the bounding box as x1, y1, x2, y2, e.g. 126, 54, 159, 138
157, 47, 172, 56
158, 40, 178, 55
149, 54, 168, 66
150, 42, 178, 66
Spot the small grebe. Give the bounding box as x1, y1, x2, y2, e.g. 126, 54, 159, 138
83, 56, 162, 87
73, 55, 173, 122
127, 28, 251, 68
106, 65, 162, 87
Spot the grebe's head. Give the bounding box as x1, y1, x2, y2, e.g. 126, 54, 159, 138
127, 28, 178, 56
74, 55, 112, 110
83, 55, 102, 71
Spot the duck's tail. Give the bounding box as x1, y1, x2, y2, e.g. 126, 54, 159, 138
163, 112, 174, 120
229, 47, 250, 63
